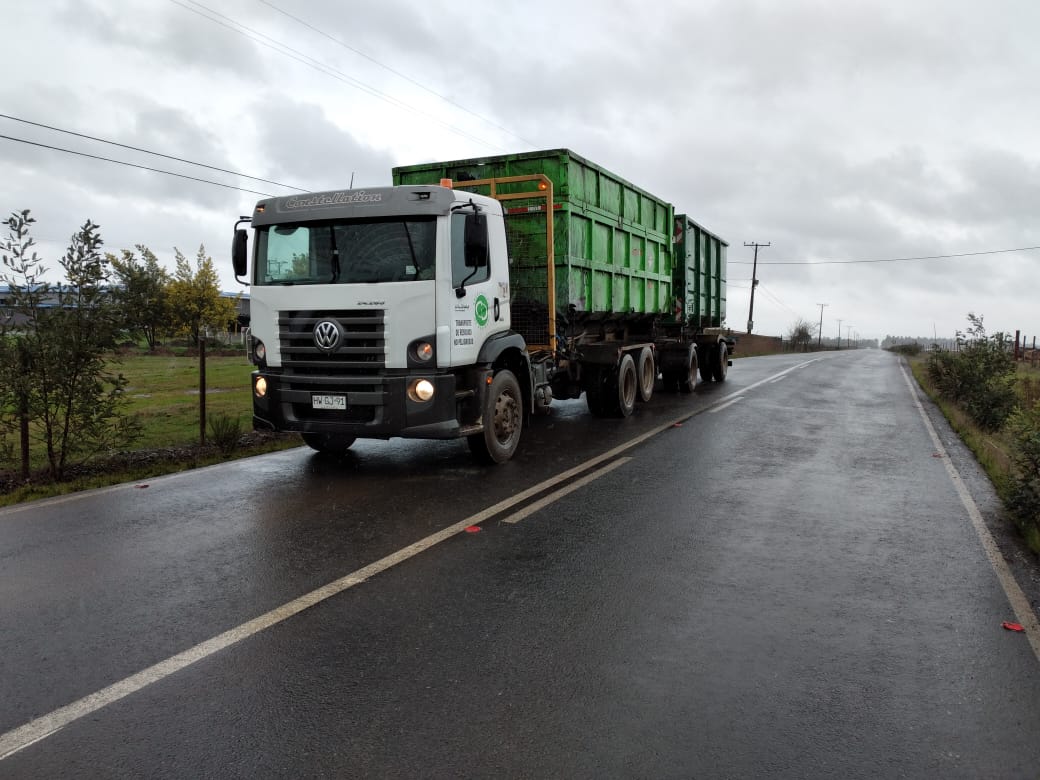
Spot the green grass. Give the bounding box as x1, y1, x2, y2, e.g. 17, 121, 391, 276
119, 352, 257, 448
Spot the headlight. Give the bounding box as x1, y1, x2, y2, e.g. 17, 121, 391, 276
408, 378, 435, 402
254, 376, 268, 397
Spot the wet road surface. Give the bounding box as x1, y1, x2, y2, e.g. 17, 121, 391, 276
2, 350, 1039, 777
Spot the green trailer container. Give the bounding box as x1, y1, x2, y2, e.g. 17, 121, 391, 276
393, 149, 679, 341
673, 214, 728, 329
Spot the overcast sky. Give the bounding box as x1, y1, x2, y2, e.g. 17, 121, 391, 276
3, 0, 1038, 343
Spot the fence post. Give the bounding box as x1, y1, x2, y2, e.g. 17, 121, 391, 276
199, 336, 207, 446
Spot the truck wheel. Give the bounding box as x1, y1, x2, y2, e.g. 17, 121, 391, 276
302, 432, 356, 455
678, 350, 698, 394
614, 353, 638, 416
711, 343, 729, 382
635, 347, 655, 402
585, 368, 611, 417
698, 346, 713, 383
468, 369, 523, 464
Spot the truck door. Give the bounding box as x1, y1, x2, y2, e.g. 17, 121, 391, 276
443, 209, 510, 366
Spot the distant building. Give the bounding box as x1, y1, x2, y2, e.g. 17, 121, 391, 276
1, 284, 251, 330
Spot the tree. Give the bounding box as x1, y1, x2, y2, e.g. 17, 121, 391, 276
787, 318, 815, 352
109, 245, 171, 350
167, 245, 238, 346
0, 210, 140, 480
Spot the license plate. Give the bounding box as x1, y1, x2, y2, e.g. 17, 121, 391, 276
311, 394, 347, 410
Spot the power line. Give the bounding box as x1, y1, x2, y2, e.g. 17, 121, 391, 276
0, 113, 307, 192
730, 246, 1040, 265
258, 0, 539, 149
170, 0, 508, 153
0, 134, 274, 197
756, 284, 801, 320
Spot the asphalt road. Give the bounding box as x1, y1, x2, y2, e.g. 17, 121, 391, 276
1, 350, 1039, 778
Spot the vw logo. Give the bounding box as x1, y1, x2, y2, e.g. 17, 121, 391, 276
313, 320, 341, 352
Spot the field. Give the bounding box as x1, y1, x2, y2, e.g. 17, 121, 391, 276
120, 351, 257, 449
0, 351, 300, 505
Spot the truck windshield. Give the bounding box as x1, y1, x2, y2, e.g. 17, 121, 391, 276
254, 217, 436, 285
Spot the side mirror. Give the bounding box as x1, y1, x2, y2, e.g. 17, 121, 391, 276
232, 229, 248, 279
464, 213, 488, 268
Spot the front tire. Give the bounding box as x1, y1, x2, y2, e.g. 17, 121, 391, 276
302, 432, 356, 455
468, 369, 523, 464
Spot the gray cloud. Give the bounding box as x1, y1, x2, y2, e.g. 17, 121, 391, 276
3, 0, 1038, 338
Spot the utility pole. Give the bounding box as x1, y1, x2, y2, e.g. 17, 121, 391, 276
816, 303, 828, 349
744, 241, 770, 334
836, 318, 843, 350
845, 324, 853, 349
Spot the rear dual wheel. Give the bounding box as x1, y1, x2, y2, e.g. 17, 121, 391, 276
586, 354, 638, 418
635, 346, 655, 403
711, 342, 729, 382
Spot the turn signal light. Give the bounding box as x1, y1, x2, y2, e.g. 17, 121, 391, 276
414, 342, 433, 362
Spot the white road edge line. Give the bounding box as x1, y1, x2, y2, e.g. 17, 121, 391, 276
0, 359, 811, 760
898, 361, 1040, 662
503, 458, 632, 524
709, 397, 744, 414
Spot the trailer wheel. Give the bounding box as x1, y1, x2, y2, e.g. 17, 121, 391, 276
468, 369, 523, 464
302, 432, 356, 455
585, 368, 611, 417
635, 347, 655, 403
699, 346, 713, 383
711, 342, 729, 382
614, 353, 638, 416
678, 349, 698, 394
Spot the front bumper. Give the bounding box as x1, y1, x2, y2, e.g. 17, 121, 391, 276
252, 370, 461, 440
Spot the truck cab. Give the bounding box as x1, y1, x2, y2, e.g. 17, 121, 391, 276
233, 184, 530, 462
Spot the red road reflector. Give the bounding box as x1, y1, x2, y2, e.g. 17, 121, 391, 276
1002, 621, 1025, 632
465, 526, 481, 534
135, 484, 150, 489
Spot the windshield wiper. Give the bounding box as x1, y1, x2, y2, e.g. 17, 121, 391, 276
329, 226, 340, 282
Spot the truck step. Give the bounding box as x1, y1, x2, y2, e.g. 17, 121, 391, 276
455, 389, 475, 400
458, 424, 483, 437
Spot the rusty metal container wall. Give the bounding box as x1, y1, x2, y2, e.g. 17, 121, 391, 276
392, 150, 676, 335
674, 214, 728, 328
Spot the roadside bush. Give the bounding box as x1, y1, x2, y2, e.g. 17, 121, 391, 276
926, 313, 1017, 431
1008, 401, 1040, 540
208, 413, 242, 455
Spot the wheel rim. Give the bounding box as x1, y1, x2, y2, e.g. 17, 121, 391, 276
493, 389, 520, 445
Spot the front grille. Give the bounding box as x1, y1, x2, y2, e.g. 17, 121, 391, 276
278, 309, 386, 419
